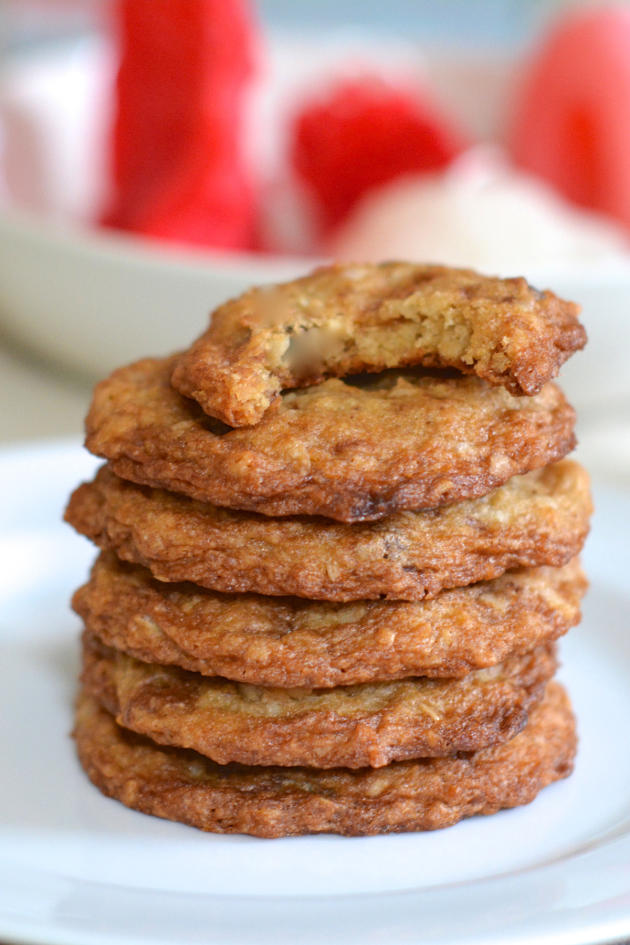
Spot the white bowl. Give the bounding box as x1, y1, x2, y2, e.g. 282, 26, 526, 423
1, 37, 630, 415
2, 207, 630, 416
0, 208, 311, 377
527, 268, 630, 414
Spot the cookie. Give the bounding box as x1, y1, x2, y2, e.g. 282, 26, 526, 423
75, 553, 586, 687
65, 461, 591, 601
170, 262, 585, 426
85, 356, 576, 522
81, 632, 557, 768
74, 682, 576, 837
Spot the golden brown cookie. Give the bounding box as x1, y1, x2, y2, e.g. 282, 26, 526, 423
65, 461, 591, 601
81, 632, 557, 768
85, 356, 576, 522
74, 553, 586, 687
74, 683, 576, 837
171, 262, 585, 426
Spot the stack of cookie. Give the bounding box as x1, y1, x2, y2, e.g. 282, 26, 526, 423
65, 263, 591, 837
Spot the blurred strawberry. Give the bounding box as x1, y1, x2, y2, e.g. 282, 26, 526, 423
103, 0, 260, 250
510, 4, 630, 232
290, 76, 468, 231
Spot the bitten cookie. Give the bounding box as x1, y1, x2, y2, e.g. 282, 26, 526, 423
171, 262, 585, 426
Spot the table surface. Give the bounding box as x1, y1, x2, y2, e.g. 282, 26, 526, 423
0, 335, 87, 445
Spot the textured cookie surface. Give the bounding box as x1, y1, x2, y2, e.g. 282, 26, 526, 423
81, 633, 556, 768
171, 262, 585, 426
74, 683, 576, 837
65, 461, 591, 601
85, 356, 576, 522
75, 553, 586, 687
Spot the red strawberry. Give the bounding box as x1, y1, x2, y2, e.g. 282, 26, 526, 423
290, 76, 467, 230
103, 0, 259, 250
510, 5, 630, 232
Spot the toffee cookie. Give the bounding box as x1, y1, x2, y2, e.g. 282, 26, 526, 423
81, 633, 557, 768
74, 682, 576, 837
171, 262, 585, 426
75, 553, 586, 687
85, 356, 576, 522
65, 461, 592, 601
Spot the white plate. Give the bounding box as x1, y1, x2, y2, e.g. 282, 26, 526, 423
1, 439, 630, 945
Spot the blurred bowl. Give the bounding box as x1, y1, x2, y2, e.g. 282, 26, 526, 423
0, 208, 311, 376
1, 205, 630, 417
525, 268, 630, 414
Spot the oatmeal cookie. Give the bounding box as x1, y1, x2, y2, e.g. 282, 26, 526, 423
74, 682, 576, 836
85, 356, 576, 522
74, 553, 586, 687
65, 461, 591, 601
81, 633, 556, 768
171, 262, 585, 426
